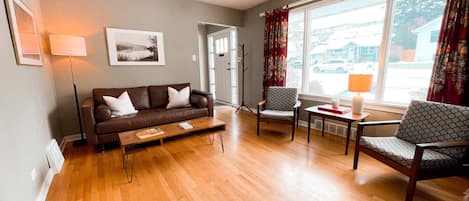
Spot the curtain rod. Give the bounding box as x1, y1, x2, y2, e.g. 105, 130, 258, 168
259, 0, 323, 17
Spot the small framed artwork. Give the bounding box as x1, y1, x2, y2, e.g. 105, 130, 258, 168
5, 0, 43, 66
105, 28, 166, 66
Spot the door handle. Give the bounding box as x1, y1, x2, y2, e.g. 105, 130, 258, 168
226, 68, 231, 71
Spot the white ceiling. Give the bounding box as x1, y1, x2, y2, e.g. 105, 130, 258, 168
196, 0, 269, 10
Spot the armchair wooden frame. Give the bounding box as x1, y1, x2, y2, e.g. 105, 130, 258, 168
353, 120, 469, 201
257, 100, 300, 141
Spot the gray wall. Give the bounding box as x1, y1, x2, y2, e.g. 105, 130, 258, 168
239, 0, 402, 136
0, 0, 60, 200
40, 0, 244, 138
207, 24, 229, 34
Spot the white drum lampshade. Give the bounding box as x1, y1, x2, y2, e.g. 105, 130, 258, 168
348, 74, 373, 114
49, 34, 87, 57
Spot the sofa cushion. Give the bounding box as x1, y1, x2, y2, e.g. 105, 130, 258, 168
93, 86, 150, 110
102, 91, 138, 117
149, 83, 190, 108
167, 86, 191, 109
95, 107, 208, 134
360, 136, 458, 169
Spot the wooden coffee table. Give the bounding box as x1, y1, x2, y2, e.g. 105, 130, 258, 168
118, 117, 226, 183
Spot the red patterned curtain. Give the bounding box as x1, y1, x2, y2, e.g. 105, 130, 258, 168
263, 8, 289, 98
427, 0, 469, 105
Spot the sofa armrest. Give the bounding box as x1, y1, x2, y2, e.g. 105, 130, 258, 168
190, 94, 208, 108
191, 89, 213, 116
81, 97, 98, 145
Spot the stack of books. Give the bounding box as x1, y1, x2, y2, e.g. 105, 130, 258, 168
318, 104, 351, 114
136, 128, 165, 139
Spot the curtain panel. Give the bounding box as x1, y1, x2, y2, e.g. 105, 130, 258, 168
263, 8, 289, 98
427, 0, 469, 105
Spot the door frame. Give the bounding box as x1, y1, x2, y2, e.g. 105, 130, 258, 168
207, 27, 239, 106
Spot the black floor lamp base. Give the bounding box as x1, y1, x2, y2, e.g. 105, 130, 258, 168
73, 139, 88, 146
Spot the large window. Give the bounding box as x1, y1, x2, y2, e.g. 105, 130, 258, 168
286, 0, 446, 105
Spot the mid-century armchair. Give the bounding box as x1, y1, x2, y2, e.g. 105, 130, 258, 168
353, 100, 469, 201
257, 87, 300, 140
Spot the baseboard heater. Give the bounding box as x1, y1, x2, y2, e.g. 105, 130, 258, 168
46, 139, 64, 174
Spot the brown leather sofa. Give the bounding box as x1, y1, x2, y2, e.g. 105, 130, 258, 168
81, 83, 213, 146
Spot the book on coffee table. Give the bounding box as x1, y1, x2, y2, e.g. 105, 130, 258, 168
136, 128, 165, 139
318, 104, 351, 114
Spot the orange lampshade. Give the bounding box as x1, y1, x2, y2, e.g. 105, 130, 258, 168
348, 74, 373, 92
49, 34, 86, 56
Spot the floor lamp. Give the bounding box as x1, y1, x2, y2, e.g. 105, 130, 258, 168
49, 35, 87, 146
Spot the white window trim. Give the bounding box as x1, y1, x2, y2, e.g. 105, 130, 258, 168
288, 0, 440, 114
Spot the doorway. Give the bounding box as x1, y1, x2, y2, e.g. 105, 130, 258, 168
207, 27, 238, 105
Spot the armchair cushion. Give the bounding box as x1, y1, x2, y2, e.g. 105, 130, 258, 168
395, 100, 469, 160
360, 136, 458, 169
265, 87, 298, 111
260, 110, 294, 120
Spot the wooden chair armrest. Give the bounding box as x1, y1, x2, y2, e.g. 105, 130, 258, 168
258, 100, 266, 107
410, 140, 469, 171
257, 100, 266, 113
356, 120, 401, 142
358, 120, 401, 127
293, 100, 301, 109
417, 140, 469, 149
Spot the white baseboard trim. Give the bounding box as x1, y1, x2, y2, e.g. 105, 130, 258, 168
59, 134, 83, 152
35, 168, 54, 201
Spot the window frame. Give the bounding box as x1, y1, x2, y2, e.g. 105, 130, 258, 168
289, 0, 440, 114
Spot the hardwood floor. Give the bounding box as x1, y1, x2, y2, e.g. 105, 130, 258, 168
46, 106, 469, 201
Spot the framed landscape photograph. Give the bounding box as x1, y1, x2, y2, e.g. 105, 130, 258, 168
5, 0, 43, 66
105, 28, 166, 66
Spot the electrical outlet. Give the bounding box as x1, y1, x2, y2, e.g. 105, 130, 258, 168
31, 168, 37, 181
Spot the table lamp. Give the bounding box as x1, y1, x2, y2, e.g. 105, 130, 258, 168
49, 34, 87, 145
348, 73, 373, 114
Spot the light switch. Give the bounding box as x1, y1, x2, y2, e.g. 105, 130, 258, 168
192, 54, 197, 62
31, 168, 37, 181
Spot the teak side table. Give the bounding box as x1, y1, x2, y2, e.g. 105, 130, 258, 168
304, 106, 369, 155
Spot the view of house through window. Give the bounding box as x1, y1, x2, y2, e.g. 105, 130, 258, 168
285, 0, 446, 105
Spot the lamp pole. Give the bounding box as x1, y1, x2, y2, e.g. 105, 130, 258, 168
69, 56, 86, 146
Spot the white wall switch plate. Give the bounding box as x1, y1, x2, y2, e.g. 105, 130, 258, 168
31, 168, 37, 181
192, 54, 197, 62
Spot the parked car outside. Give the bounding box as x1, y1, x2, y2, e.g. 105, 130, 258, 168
287, 57, 303, 69
311, 59, 353, 73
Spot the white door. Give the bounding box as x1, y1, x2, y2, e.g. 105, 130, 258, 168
212, 31, 232, 103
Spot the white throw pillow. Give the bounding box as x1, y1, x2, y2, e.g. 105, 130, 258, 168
102, 91, 138, 117
167, 86, 190, 109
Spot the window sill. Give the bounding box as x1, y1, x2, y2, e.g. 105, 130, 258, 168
298, 93, 407, 114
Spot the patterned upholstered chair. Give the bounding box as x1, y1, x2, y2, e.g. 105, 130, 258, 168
257, 87, 301, 140
353, 100, 469, 201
